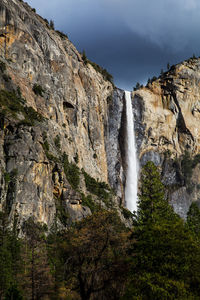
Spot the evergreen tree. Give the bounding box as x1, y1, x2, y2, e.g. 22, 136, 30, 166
136, 161, 174, 224
187, 202, 200, 238
22, 217, 53, 300
49, 19, 55, 30
47, 219, 64, 297
0, 212, 22, 299
82, 49, 87, 64
124, 162, 200, 299
55, 211, 129, 300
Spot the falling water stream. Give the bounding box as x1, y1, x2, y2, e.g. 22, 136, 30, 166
125, 91, 138, 212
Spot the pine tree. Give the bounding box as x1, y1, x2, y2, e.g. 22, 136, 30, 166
55, 211, 129, 299
124, 162, 200, 299
49, 20, 55, 30
187, 202, 200, 237
0, 212, 22, 299
82, 49, 87, 64
136, 161, 173, 224
22, 217, 53, 300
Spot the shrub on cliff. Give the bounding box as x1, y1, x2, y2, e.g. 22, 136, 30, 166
32, 84, 45, 97
49, 20, 55, 30
62, 153, 80, 190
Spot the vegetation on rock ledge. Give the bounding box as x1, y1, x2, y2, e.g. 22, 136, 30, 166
0, 89, 44, 127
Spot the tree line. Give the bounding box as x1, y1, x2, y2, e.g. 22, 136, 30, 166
1, 161, 200, 299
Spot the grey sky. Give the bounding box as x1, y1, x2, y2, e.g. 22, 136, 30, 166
26, 0, 200, 90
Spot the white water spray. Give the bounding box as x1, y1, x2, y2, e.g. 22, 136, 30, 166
125, 91, 138, 212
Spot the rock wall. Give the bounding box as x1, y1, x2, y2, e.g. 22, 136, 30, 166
132, 59, 200, 218
0, 0, 117, 228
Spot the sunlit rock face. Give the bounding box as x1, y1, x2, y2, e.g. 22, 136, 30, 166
0, 0, 115, 228
132, 59, 200, 218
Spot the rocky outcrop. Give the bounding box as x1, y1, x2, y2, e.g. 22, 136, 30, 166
132, 58, 200, 218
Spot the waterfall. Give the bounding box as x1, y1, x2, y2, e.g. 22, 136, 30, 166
125, 91, 138, 212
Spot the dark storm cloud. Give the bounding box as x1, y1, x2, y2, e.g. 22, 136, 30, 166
26, 0, 200, 90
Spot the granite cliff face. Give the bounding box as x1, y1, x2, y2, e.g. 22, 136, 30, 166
107, 58, 200, 219
131, 59, 200, 218
0, 0, 200, 228
0, 0, 122, 229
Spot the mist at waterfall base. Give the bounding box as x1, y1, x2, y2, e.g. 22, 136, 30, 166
125, 91, 138, 213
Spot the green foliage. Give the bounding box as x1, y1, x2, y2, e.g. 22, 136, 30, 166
192, 153, 200, 167
0, 90, 25, 118
0, 212, 22, 299
45, 151, 59, 163
54, 135, 61, 150
2, 74, 11, 82
0, 60, 6, 72
81, 193, 99, 212
180, 151, 200, 191
42, 133, 59, 163
82, 169, 112, 205
147, 78, 151, 85
93, 153, 97, 159
186, 202, 200, 237
164, 149, 172, 158
42, 144, 58, 163
137, 161, 171, 223
121, 206, 134, 219
151, 76, 157, 82
62, 153, 80, 190
124, 162, 200, 299
49, 19, 55, 30
54, 211, 128, 299
22, 217, 53, 299
32, 84, 45, 97
4, 169, 18, 187
4, 285, 23, 300
4, 172, 10, 185
55, 197, 69, 227
1, 162, 200, 300
89, 60, 114, 84
82, 51, 114, 85
74, 152, 79, 164
107, 95, 112, 104
133, 82, 142, 91
146, 76, 158, 87
181, 151, 193, 183
0, 89, 44, 126
56, 30, 68, 39
82, 49, 87, 64
43, 18, 49, 25
43, 140, 49, 152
